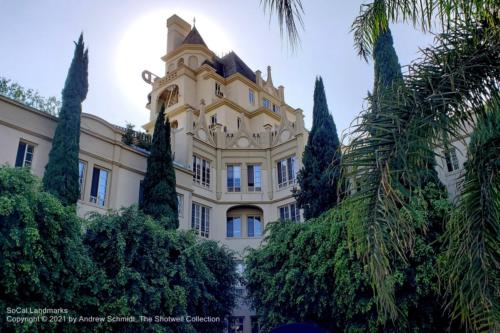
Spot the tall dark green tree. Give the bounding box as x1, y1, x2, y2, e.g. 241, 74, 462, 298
294, 77, 341, 219
372, 26, 402, 111
43, 34, 88, 206
140, 104, 178, 229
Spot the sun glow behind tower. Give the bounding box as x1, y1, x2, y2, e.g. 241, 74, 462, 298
115, 9, 234, 116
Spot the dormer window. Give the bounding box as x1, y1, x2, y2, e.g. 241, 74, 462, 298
215, 82, 223, 98
263, 98, 270, 109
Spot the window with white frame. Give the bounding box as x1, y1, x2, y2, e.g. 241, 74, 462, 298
277, 156, 296, 188
226, 216, 241, 238
191, 203, 210, 238
263, 98, 270, 109
279, 203, 300, 222
444, 147, 460, 172
78, 161, 87, 200
215, 82, 223, 97
248, 89, 255, 105
15, 141, 34, 168
193, 155, 210, 188
247, 164, 262, 192
227, 164, 241, 192
89, 166, 109, 207
247, 216, 262, 237
177, 193, 184, 218
272, 104, 280, 113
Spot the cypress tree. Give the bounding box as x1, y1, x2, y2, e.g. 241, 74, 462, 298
372, 26, 441, 185
294, 77, 342, 219
372, 27, 403, 103
43, 34, 88, 206
140, 104, 178, 229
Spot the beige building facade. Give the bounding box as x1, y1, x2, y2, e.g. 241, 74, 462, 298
0, 15, 308, 333
0, 14, 470, 333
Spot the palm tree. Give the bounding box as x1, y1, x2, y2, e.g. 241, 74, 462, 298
261, 0, 499, 331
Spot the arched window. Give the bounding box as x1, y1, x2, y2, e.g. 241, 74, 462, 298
226, 205, 263, 238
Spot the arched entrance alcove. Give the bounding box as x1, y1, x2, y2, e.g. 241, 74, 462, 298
157, 84, 179, 111
226, 205, 263, 239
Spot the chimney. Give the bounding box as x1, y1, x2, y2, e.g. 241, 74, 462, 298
166, 15, 191, 54
278, 85, 285, 101
255, 70, 262, 86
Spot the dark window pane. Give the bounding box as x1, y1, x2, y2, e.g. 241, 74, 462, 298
15, 142, 26, 167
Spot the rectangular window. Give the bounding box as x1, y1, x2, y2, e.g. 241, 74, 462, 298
215, 82, 223, 97
247, 216, 262, 237
247, 164, 262, 192
177, 193, 184, 218
210, 114, 217, 125
237, 117, 242, 129
272, 104, 280, 113
191, 203, 209, 238
227, 165, 241, 192
89, 166, 109, 207
277, 156, 296, 188
78, 161, 87, 200
263, 98, 270, 109
226, 216, 241, 238
249, 89, 255, 105
444, 148, 460, 172
15, 141, 34, 168
251, 316, 260, 333
234, 261, 246, 297
193, 155, 210, 188
228, 317, 244, 333
279, 203, 300, 222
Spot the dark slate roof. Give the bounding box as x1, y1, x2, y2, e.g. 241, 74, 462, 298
182, 27, 207, 46
202, 51, 256, 83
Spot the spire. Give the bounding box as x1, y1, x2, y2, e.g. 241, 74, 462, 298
266, 65, 273, 86
193, 17, 196, 27
182, 26, 207, 47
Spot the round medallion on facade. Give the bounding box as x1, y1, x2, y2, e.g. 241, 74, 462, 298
197, 129, 207, 141
237, 137, 250, 148
280, 130, 290, 141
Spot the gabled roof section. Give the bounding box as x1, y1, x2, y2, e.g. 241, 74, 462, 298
182, 27, 207, 47
202, 51, 256, 83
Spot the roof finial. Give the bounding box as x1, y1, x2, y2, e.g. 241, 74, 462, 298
193, 17, 196, 28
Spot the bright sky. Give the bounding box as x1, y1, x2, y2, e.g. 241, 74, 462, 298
0, 0, 435, 139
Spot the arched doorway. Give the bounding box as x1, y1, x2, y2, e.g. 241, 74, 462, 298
226, 205, 263, 238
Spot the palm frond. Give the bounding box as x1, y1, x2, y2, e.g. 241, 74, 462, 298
342, 19, 500, 321
441, 95, 500, 332
261, 0, 304, 50
352, 0, 499, 59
